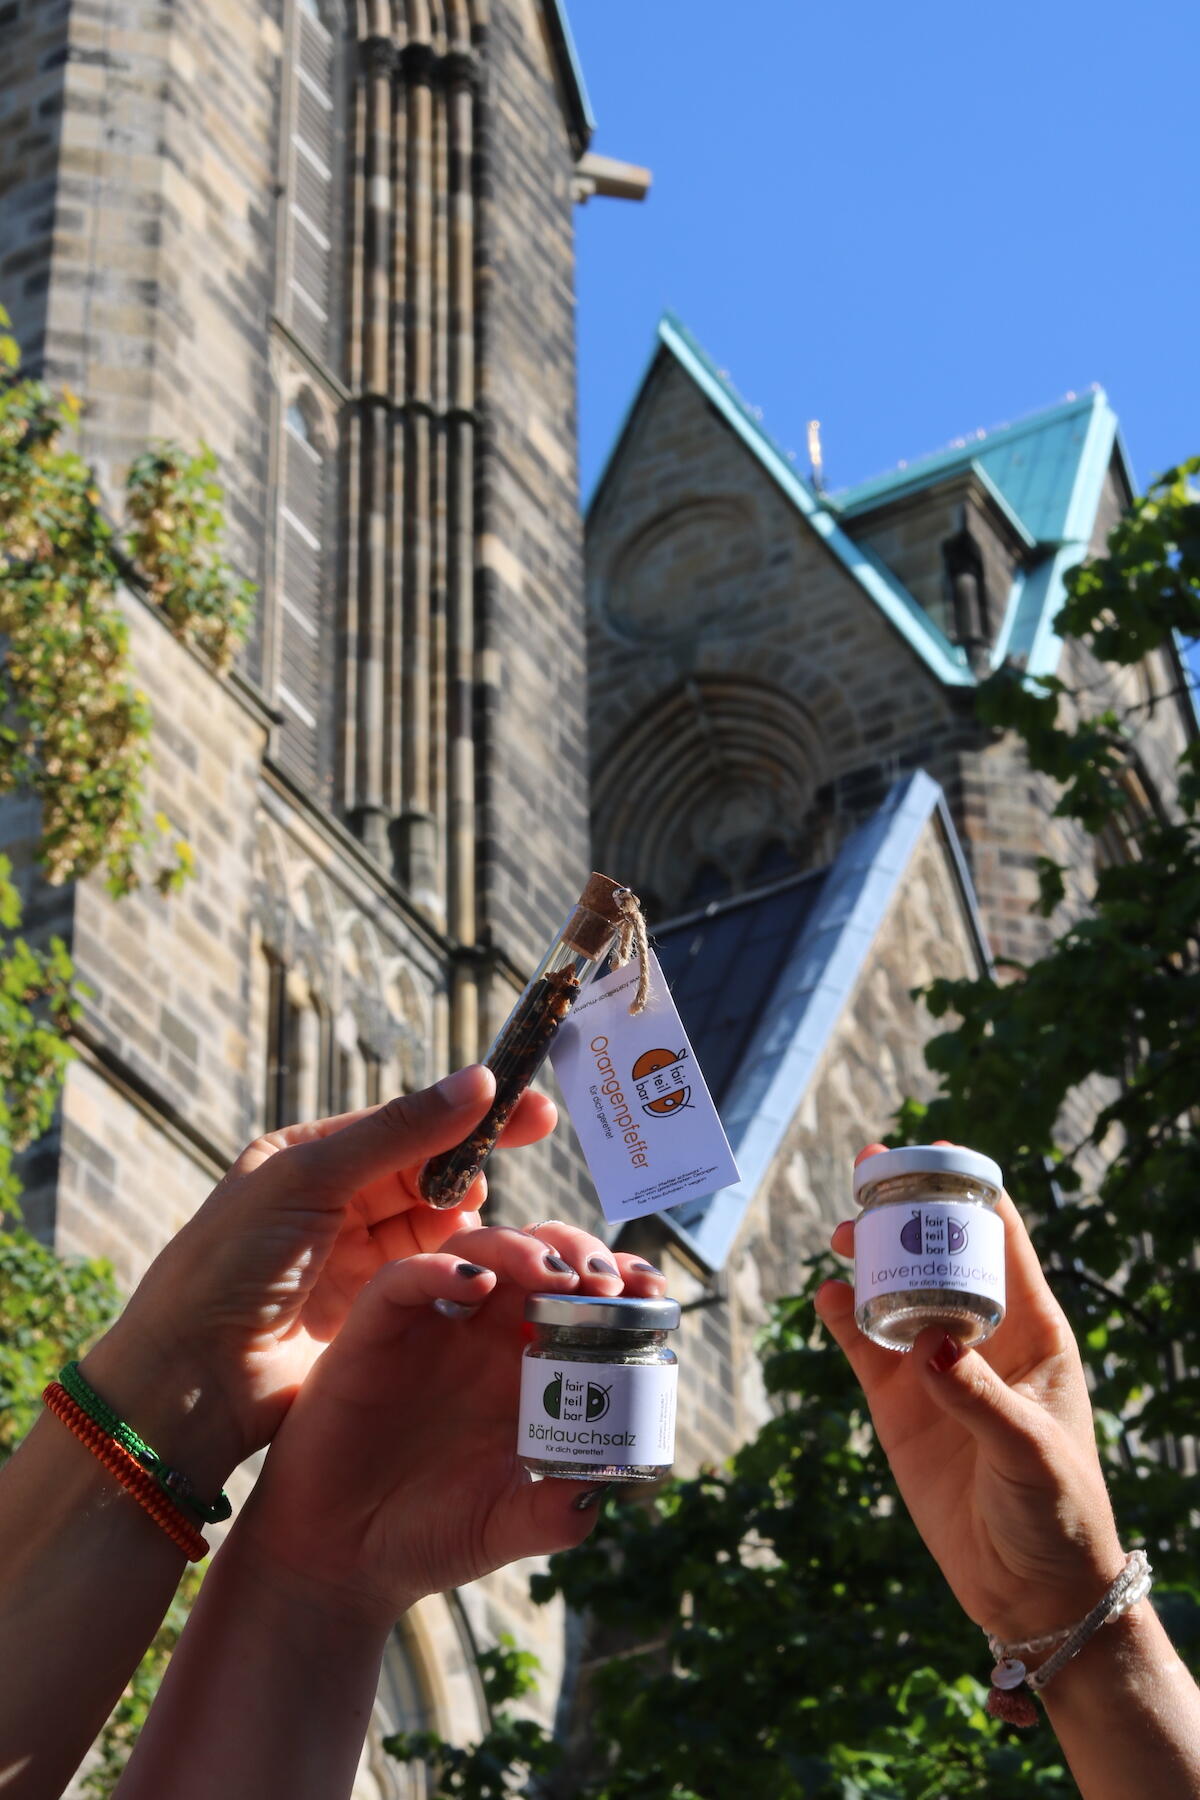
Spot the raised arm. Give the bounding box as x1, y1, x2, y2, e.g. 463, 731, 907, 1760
0, 1067, 554, 1799
113, 1222, 668, 1800
815, 1148, 1200, 1800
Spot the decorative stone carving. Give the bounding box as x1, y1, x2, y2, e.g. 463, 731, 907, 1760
592, 673, 825, 911
599, 496, 764, 644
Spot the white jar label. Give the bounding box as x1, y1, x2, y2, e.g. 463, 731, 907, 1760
854, 1202, 1006, 1307
518, 1355, 677, 1468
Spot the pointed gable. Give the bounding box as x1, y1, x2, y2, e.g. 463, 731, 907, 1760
592, 314, 1134, 687
591, 315, 973, 688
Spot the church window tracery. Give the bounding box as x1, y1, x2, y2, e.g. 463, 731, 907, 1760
592, 672, 829, 916
263, 956, 337, 1131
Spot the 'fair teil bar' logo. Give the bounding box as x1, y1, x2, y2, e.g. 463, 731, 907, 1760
899, 1210, 969, 1255
632, 1047, 693, 1119
542, 1371, 612, 1422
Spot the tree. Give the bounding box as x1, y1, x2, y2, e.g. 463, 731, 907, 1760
384, 1636, 563, 1800
390, 458, 1200, 1797
0, 301, 253, 1791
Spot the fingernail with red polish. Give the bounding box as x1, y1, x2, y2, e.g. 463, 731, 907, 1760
929, 1333, 964, 1373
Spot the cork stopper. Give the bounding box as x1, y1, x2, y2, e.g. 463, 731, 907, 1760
577, 871, 627, 923
563, 870, 632, 958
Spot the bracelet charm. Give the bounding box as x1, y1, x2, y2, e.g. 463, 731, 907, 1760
983, 1549, 1153, 1727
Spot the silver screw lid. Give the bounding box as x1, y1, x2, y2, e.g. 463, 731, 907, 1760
524, 1292, 681, 1331
852, 1143, 1003, 1200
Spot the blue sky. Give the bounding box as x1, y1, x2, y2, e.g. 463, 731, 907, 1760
570, 0, 1198, 510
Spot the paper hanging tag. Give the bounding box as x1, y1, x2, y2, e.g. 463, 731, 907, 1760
549, 949, 739, 1225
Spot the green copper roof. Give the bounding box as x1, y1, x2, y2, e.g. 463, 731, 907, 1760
543, 0, 595, 153
835, 389, 1121, 549
590, 312, 1129, 690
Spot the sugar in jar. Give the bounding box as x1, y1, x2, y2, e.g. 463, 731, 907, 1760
853, 1144, 1006, 1352
517, 1293, 680, 1482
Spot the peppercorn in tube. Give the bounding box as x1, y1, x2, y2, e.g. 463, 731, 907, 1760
417, 873, 635, 1208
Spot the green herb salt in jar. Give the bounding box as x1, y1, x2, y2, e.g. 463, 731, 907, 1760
517, 1293, 680, 1482
853, 1144, 1005, 1352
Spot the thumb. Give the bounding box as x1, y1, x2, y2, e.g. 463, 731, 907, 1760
297, 1066, 496, 1194
915, 1329, 1050, 1470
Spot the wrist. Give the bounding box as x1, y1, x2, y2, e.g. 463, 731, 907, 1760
981, 1530, 1128, 1648
1039, 1598, 1168, 1717
79, 1318, 243, 1502
223, 1503, 415, 1640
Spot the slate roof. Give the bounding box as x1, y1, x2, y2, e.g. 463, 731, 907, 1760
643, 772, 990, 1270
652, 868, 829, 1108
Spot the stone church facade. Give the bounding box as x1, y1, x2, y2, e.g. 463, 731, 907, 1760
1, 1, 1193, 1790
3, 0, 604, 1785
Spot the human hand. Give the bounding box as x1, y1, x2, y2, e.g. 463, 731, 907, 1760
81, 1068, 556, 1493
228, 1221, 669, 1622
814, 1146, 1126, 1645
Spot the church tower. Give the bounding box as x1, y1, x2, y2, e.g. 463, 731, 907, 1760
2, 0, 603, 1256
2, 0, 614, 1775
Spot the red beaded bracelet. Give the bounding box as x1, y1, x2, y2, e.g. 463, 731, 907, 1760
42, 1382, 209, 1563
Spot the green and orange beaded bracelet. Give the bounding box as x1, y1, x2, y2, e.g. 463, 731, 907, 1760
42, 1381, 210, 1562
42, 1360, 232, 1558
58, 1361, 232, 1525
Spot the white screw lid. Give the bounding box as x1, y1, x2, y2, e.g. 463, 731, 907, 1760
852, 1143, 1003, 1201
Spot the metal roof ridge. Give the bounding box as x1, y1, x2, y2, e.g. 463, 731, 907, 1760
654, 312, 807, 480
541, 0, 595, 154
837, 455, 1037, 550
833, 388, 1108, 511
664, 771, 969, 1271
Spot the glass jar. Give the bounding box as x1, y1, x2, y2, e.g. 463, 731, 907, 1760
853, 1144, 1006, 1352
517, 1293, 681, 1482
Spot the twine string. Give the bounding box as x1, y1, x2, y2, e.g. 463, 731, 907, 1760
611, 887, 651, 1015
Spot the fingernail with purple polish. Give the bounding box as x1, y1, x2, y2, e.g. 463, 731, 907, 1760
455, 1262, 489, 1280
631, 1260, 662, 1276
433, 1297, 479, 1322
587, 1256, 618, 1276
544, 1252, 576, 1275
571, 1482, 616, 1513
